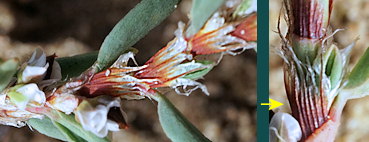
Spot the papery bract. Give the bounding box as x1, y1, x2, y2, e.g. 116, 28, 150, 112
188, 13, 255, 56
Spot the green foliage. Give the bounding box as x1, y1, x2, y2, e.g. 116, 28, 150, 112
186, 0, 224, 37
56, 52, 98, 79
341, 47, 369, 100
52, 121, 86, 142
28, 112, 108, 142
156, 94, 211, 142
0, 59, 18, 92
96, 0, 181, 71
345, 47, 369, 88
28, 117, 68, 141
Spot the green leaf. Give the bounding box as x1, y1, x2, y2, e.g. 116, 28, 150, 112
319, 45, 343, 90
155, 94, 211, 142
28, 117, 68, 141
52, 121, 87, 142
96, 0, 181, 71
0, 59, 18, 92
341, 47, 369, 100
344, 47, 369, 88
186, 0, 224, 37
183, 61, 213, 80
327, 48, 343, 90
56, 52, 98, 79
53, 111, 109, 142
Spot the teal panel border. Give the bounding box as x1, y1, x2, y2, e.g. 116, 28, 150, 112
257, 0, 269, 141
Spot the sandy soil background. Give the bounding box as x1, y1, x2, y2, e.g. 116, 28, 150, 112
270, 0, 369, 141
0, 0, 256, 142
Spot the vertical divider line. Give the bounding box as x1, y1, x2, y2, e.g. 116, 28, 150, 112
257, 0, 269, 141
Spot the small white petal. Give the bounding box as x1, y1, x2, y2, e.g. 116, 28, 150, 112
0, 93, 7, 106
170, 78, 209, 96
21, 64, 48, 83
106, 119, 120, 131
112, 52, 137, 68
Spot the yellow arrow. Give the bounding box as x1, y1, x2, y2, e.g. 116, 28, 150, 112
261, 98, 284, 110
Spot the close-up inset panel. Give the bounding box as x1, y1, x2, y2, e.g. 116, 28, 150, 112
270, 0, 369, 141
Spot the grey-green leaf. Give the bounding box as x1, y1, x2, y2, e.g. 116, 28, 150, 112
186, 0, 224, 37
345, 47, 369, 88
96, 0, 181, 71
156, 94, 211, 142
28, 117, 68, 141
56, 52, 98, 79
0, 59, 18, 92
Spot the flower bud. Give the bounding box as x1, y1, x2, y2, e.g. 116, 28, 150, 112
286, 0, 333, 63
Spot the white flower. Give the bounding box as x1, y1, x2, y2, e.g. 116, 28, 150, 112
19, 48, 49, 83
269, 112, 302, 142
19, 48, 62, 88
7, 83, 46, 110
0, 85, 45, 128
75, 98, 120, 137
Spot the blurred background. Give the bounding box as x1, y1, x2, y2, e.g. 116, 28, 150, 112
0, 0, 256, 141
270, 0, 369, 141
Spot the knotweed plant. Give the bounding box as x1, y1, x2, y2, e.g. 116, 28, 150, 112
0, 0, 256, 141
270, 0, 369, 142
